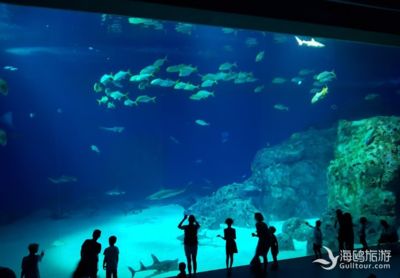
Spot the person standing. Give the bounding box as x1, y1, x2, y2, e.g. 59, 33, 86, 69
217, 218, 238, 273
305, 220, 323, 259
178, 214, 200, 276
21, 243, 44, 278
251, 212, 270, 273
74, 229, 102, 278
359, 217, 368, 251
103, 235, 119, 278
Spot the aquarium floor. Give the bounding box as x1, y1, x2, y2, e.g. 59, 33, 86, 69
182, 253, 400, 278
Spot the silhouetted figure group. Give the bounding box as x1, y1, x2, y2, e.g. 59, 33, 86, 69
2, 209, 399, 278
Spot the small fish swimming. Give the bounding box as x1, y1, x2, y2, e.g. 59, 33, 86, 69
295, 36, 325, 48
3, 66, 18, 71
130, 74, 153, 82
195, 119, 210, 126
178, 66, 197, 77
109, 91, 128, 101
90, 145, 100, 153
169, 136, 180, 144
93, 82, 103, 93
255, 51, 265, 62
107, 102, 116, 109
128, 17, 163, 30
124, 99, 136, 107
146, 188, 187, 200
97, 96, 109, 105
245, 37, 258, 47
99, 126, 125, 133
218, 62, 237, 71
364, 93, 380, 101
113, 70, 131, 82
272, 77, 287, 84
291, 77, 304, 85
100, 74, 113, 85
152, 56, 168, 68
151, 78, 176, 87
201, 79, 217, 88
140, 65, 159, 75
254, 85, 265, 93
311, 86, 329, 104
273, 104, 289, 111
221, 28, 237, 35
189, 90, 214, 101
133, 95, 156, 105
314, 70, 336, 83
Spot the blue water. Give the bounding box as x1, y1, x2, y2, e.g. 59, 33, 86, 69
0, 3, 400, 276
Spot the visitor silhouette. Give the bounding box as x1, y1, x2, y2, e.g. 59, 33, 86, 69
334, 209, 345, 251
178, 214, 200, 276
343, 213, 354, 251
176, 262, 187, 278
378, 220, 399, 244
0, 267, 16, 278
21, 243, 44, 278
305, 220, 323, 259
217, 218, 238, 274
73, 229, 102, 278
269, 226, 279, 270
103, 235, 119, 278
359, 217, 368, 251
251, 212, 270, 273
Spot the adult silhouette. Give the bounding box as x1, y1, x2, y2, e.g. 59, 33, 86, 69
178, 214, 200, 276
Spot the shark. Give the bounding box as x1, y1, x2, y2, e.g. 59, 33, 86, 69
48, 175, 77, 184
295, 36, 325, 48
99, 126, 125, 133
128, 254, 178, 277
146, 188, 186, 201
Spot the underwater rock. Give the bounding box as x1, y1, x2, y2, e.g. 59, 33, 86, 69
251, 128, 335, 219
276, 233, 295, 250
327, 116, 400, 227
281, 217, 309, 241
188, 182, 258, 229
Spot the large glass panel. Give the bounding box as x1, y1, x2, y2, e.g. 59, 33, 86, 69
0, 3, 399, 278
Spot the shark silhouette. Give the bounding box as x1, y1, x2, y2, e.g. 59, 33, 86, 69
128, 254, 178, 277
313, 246, 339, 270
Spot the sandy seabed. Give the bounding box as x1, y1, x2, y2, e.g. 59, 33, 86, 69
0, 205, 308, 278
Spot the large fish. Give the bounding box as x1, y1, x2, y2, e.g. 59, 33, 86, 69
128, 254, 178, 277
48, 175, 77, 184
146, 188, 186, 201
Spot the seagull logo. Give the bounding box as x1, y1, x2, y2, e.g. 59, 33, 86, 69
313, 246, 339, 270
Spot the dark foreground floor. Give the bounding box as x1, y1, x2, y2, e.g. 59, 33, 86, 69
174, 254, 400, 278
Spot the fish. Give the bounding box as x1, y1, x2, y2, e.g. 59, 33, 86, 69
195, 119, 210, 126
0, 129, 7, 146
93, 82, 103, 93
100, 74, 113, 85
90, 145, 100, 154
295, 36, 325, 48
150, 78, 176, 87
273, 104, 289, 111
272, 77, 287, 84
254, 85, 265, 93
311, 86, 329, 104
105, 189, 126, 196
314, 70, 336, 83
146, 188, 187, 201
128, 254, 178, 277
107, 102, 116, 109
0, 112, 13, 128
364, 93, 380, 101
169, 136, 180, 144
189, 90, 214, 101
130, 74, 153, 82
48, 175, 77, 184
133, 95, 156, 106
273, 34, 289, 44
221, 28, 237, 35
109, 91, 128, 101
255, 51, 265, 62
178, 66, 197, 77
0, 78, 9, 96
152, 56, 168, 68
291, 77, 304, 85
3, 66, 18, 71
99, 126, 125, 133
201, 79, 217, 88
298, 69, 314, 76
245, 37, 258, 47
97, 96, 109, 105
175, 23, 194, 35
124, 99, 136, 107
113, 70, 131, 82
140, 64, 160, 76
218, 62, 237, 71
128, 17, 163, 30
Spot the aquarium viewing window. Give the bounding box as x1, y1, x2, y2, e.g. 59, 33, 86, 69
0, 2, 399, 278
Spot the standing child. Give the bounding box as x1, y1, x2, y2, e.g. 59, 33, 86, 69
217, 218, 238, 273
269, 226, 279, 270
21, 243, 44, 278
359, 217, 368, 250
103, 236, 119, 278
305, 220, 323, 259
176, 262, 187, 278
